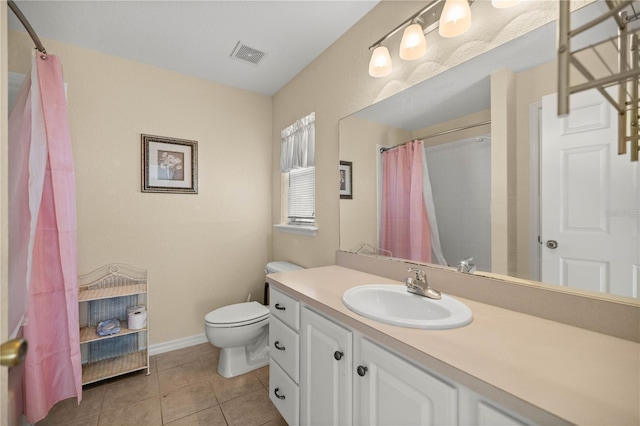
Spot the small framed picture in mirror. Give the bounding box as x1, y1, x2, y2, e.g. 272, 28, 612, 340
339, 161, 352, 200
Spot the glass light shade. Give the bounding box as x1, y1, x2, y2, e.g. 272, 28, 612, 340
368, 46, 392, 78
439, 0, 472, 38
492, 0, 522, 8
399, 23, 427, 60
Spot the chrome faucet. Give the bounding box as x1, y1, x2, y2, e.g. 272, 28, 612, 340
457, 257, 476, 274
405, 267, 441, 300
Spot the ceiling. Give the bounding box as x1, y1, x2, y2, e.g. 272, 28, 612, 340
7, 0, 379, 96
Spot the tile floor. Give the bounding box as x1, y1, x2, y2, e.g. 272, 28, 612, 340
36, 343, 286, 426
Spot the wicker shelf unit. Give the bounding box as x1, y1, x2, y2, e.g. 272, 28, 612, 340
78, 264, 149, 385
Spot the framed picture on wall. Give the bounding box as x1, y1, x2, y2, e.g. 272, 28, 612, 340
141, 134, 198, 194
339, 161, 352, 199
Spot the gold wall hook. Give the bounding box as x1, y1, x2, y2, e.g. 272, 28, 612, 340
1, 338, 28, 367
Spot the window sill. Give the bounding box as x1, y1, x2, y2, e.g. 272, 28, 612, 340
274, 224, 318, 237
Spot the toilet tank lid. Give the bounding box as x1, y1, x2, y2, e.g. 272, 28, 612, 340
265, 261, 304, 274
205, 301, 269, 324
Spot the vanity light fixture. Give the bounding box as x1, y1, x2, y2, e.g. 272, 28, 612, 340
399, 23, 428, 60
368, 0, 521, 78
439, 0, 472, 38
369, 46, 393, 77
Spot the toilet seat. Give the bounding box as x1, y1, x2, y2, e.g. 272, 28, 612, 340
205, 301, 269, 328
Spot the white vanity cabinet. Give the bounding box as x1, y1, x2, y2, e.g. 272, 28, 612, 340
354, 338, 457, 425
300, 307, 353, 425
269, 285, 534, 426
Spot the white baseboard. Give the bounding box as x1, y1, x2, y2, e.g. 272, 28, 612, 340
149, 333, 208, 356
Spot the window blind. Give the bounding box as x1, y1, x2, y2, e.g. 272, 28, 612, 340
288, 166, 315, 223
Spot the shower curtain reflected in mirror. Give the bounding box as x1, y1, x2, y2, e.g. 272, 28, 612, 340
379, 140, 446, 265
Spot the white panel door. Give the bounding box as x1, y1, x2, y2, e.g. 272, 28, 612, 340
541, 90, 639, 298
354, 338, 457, 426
300, 307, 352, 425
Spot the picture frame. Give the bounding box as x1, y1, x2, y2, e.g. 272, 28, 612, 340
339, 161, 352, 199
141, 134, 198, 194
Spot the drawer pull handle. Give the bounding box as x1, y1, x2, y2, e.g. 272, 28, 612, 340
334, 351, 344, 361
357, 365, 368, 377
274, 303, 286, 311
274, 387, 286, 400
274, 341, 286, 351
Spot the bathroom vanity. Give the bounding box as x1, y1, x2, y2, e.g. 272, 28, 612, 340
267, 265, 639, 426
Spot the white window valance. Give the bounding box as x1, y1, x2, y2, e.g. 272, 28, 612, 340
280, 112, 315, 172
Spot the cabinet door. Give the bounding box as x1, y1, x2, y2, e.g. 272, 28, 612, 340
301, 307, 352, 425
476, 402, 530, 426
355, 338, 457, 426
459, 388, 532, 426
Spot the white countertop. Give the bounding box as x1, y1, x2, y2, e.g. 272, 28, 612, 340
267, 265, 640, 426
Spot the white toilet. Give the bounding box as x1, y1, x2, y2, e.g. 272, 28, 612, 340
204, 261, 303, 378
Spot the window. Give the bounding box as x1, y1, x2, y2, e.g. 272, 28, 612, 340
287, 166, 315, 225
277, 112, 317, 235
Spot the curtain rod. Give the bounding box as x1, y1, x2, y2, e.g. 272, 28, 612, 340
380, 120, 491, 153
8, 0, 47, 54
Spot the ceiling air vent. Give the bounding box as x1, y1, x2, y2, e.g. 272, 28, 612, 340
230, 41, 267, 66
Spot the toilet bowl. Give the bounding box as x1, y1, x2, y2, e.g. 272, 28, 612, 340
204, 261, 303, 378
205, 301, 270, 378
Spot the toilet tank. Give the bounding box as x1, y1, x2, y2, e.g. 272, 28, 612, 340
265, 261, 303, 274
263, 261, 303, 305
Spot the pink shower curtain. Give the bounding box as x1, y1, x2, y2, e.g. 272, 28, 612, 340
8, 51, 82, 423
380, 141, 431, 263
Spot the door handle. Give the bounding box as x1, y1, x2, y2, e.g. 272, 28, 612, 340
546, 240, 559, 249
1, 338, 28, 367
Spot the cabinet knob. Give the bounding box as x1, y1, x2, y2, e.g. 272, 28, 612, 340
357, 365, 368, 377
334, 350, 344, 361
274, 387, 286, 400
274, 303, 286, 311
274, 341, 286, 351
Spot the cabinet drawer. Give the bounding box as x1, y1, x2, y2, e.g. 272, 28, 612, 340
270, 359, 300, 426
270, 288, 300, 331
269, 317, 300, 383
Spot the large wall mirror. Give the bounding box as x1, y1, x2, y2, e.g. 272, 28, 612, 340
339, 2, 639, 302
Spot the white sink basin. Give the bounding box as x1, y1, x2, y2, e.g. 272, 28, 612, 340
342, 284, 473, 330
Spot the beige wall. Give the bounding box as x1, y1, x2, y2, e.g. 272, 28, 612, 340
271, 0, 565, 268
7, 31, 273, 345
491, 68, 518, 276
339, 116, 410, 252
515, 60, 557, 280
